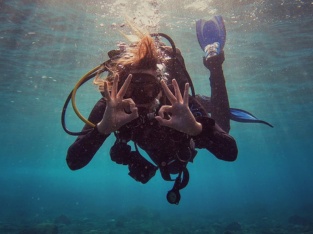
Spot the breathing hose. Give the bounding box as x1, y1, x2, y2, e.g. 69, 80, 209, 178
71, 65, 101, 128
61, 65, 104, 135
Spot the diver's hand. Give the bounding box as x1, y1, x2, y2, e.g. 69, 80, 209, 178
155, 79, 202, 136
97, 74, 139, 135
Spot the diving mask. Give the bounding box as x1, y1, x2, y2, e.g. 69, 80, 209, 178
125, 73, 161, 104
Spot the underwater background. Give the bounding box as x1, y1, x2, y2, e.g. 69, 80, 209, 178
1, 0, 313, 233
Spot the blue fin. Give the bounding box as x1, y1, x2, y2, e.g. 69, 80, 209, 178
230, 108, 273, 128
196, 15, 226, 51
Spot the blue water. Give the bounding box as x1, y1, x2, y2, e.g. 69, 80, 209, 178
1, 0, 313, 233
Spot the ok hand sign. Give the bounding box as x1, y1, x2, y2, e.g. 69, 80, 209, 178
155, 79, 202, 136
97, 75, 139, 134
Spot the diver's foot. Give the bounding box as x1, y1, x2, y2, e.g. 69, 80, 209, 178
203, 51, 225, 71
204, 42, 220, 59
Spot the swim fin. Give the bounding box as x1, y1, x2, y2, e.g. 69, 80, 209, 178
196, 15, 226, 52
195, 95, 273, 128
230, 108, 274, 128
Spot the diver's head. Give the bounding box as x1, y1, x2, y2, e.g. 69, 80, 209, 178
93, 34, 171, 114
105, 35, 165, 108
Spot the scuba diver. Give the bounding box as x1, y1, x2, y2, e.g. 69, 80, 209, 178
63, 16, 272, 205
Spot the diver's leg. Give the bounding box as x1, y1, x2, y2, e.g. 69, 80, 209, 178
196, 16, 230, 132
203, 52, 230, 133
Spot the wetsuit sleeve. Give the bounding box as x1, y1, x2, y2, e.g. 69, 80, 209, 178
193, 116, 238, 161
188, 97, 237, 162
66, 98, 110, 170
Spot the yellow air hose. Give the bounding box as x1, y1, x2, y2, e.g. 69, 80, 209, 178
71, 65, 102, 128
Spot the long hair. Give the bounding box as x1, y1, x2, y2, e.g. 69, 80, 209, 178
94, 35, 159, 91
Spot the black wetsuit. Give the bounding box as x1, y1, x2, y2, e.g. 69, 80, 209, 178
66, 52, 237, 181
